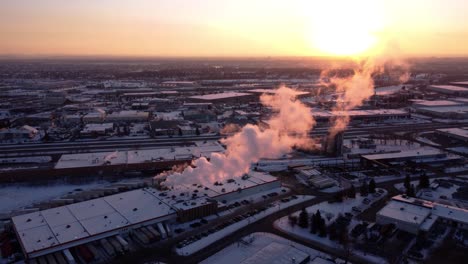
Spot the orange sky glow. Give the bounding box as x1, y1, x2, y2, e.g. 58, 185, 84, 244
1, 0, 468, 57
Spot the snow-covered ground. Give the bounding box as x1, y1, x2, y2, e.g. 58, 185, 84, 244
175, 195, 315, 256
274, 189, 388, 264
201, 232, 346, 264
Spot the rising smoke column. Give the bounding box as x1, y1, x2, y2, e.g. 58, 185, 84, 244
157, 86, 316, 187
324, 55, 410, 141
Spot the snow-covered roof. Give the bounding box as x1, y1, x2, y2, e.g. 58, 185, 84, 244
189, 92, 252, 101
247, 89, 309, 96
361, 148, 444, 161
12, 188, 177, 255
436, 128, 468, 140
377, 200, 430, 225
429, 85, 468, 92
55, 143, 225, 169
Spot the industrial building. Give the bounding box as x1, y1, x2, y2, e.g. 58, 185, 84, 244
188, 92, 254, 103
11, 172, 280, 259
435, 128, 468, 143
426, 85, 468, 96
377, 195, 468, 234
312, 109, 410, 123
360, 148, 462, 167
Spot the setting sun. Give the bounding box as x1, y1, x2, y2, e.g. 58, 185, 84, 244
306, 0, 385, 56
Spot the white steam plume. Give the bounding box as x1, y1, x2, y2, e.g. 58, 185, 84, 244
324, 52, 410, 140
156, 86, 316, 187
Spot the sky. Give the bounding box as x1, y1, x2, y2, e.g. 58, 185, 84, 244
1, 0, 468, 57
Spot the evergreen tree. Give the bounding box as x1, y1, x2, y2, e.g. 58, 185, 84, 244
360, 182, 369, 196
328, 223, 338, 240
404, 174, 411, 190
288, 215, 297, 227
298, 208, 309, 228
310, 215, 317, 233
406, 184, 415, 197
347, 185, 356, 198
368, 179, 376, 193
319, 218, 327, 237
334, 190, 344, 202
419, 173, 430, 188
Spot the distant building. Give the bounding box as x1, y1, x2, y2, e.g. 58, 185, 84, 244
44, 91, 67, 106
0, 110, 11, 128
377, 195, 468, 234
427, 85, 468, 96
188, 92, 254, 104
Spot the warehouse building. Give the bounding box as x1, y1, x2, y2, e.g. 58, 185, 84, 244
312, 109, 410, 123
427, 85, 468, 96
12, 172, 280, 259
377, 195, 468, 234
435, 128, 468, 143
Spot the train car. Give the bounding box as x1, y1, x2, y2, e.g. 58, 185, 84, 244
100, 238, 116, 257
28, 258, 38, 264
63, 249, 77, 264
116, 235, 129, 251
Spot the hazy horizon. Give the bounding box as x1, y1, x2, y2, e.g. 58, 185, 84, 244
2, 0, 468, 58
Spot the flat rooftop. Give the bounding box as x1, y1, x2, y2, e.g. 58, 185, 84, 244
12, 188, 176, 255
377, 200, 431, 225
55, 143, 225, 169
429, 85, 468, 92
436, 128, 468, 140
189, 92, 252, 101
361, 148, 443, 161
247, 89, 309, 96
